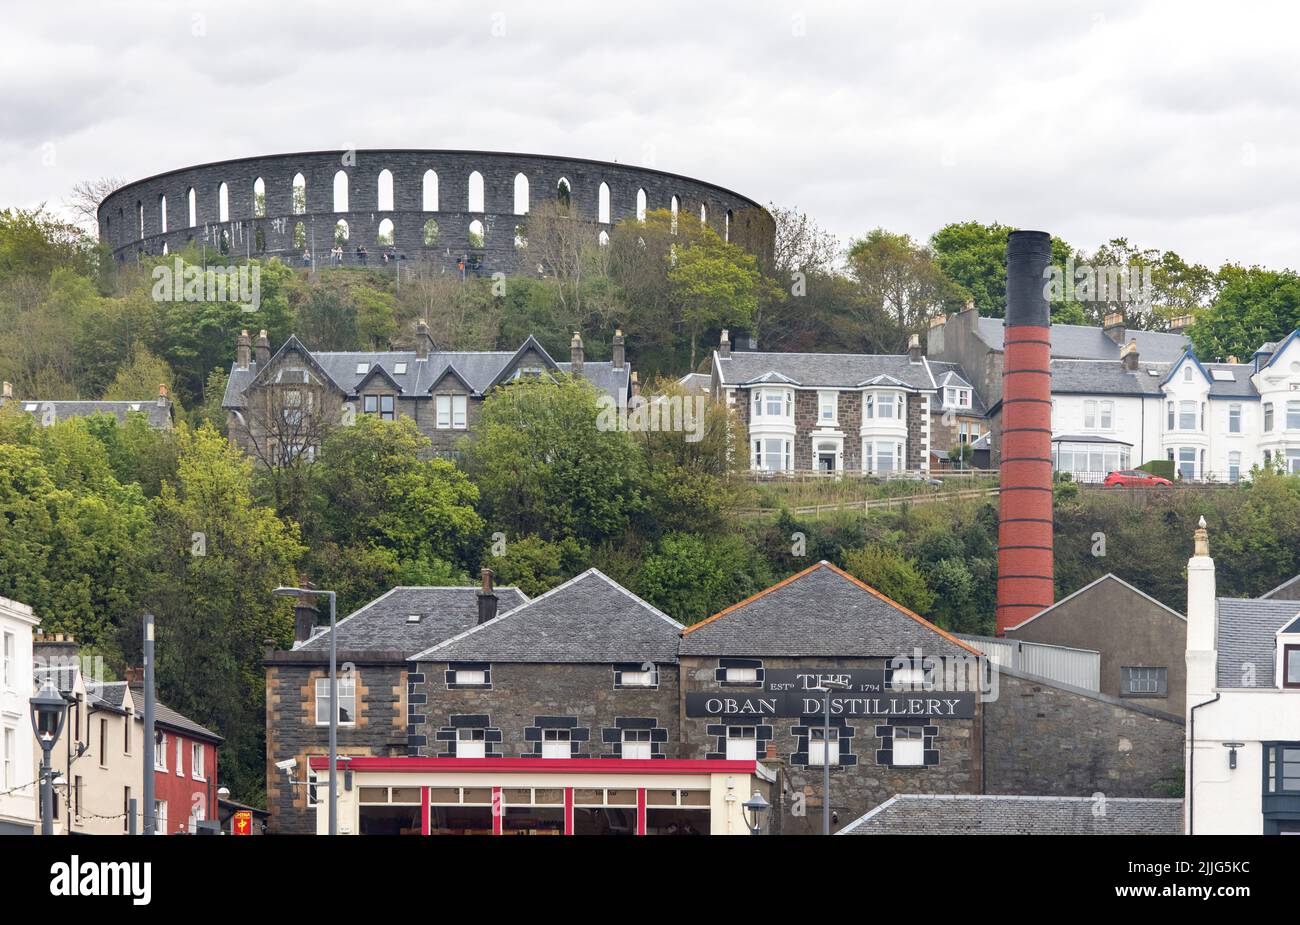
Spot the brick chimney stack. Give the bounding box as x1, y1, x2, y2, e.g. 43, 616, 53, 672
254, 329, 271, 367
415, 320, 434, 360
293, 587, 320, 645
477, 568, 499, 625
236, 330, 252, 370
611, 329, 625, 370
1120, 339, 1139, 371
570, 331, 584, 376
996, 230, 1055, 634
907, 333, 922, 363
630, 371, 640, 399
1103, 311, 1126, 345
719, 329, 731, 359
158, 384, 168, 406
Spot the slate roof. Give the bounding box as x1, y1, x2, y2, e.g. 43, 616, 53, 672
409, 569, 683, 664
1202, 363, 1258, 399
716, 352, 938, 391
1050, 359, 1167, 396
975, 317, 1189, 362
295, 585, 529, 655
2, 398, 173, 428
87, 680, 129, 710
1261, 573, 1300, 600
129, 686, 224, 743
223, 338, 629, 407
678, 561, 980, 658
1005, 573, 1184, 633
1215, 597, 1300, 688
837, 794, 1183, 835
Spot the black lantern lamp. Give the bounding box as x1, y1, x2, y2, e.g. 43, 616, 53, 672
742, 791, 770, 835
30, 679, 68, 835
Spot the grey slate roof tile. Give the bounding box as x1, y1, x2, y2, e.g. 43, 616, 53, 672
295, 585, 528, 655
678, 561, 980, 659
410, 569, 683, 664
716, 352, 938, 390
224, 340, 629, 407
838, 794, 1183, 835
1215, 597, 1300, 688
129, 686, 224, 743
2, 398, 173, 428
975, 317, 1190, 362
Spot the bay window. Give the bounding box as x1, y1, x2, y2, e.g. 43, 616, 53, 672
1179, 401, 1197, 430
752, 388, 792, 419
1265, 403, 1274, 431
753, 438, 792, 473
1288, 401, 1300, 430
867, 441, 904, 474
866, 391, 904, 420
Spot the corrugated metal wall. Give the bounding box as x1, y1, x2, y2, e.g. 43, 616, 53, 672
957, 634, 1100, 692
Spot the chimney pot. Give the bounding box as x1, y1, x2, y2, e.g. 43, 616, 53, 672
236, 329, 252, 370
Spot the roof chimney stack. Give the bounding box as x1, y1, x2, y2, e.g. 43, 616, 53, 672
907, 333, 922, 363
611, 329, 625, 370
719, 329, 731, 359
477, 568, 498, 625
415, 320, 434, 360
236, 330, 252, 370
570, 332, 584, 376
157, 384, 168, 406
1103, 311, 1126, 345
293, 586, 320, 645
996, 230, 1055, 635
1120, 339, 1139, 371
1169, 314, 1194, 334
254, 330, 271, 367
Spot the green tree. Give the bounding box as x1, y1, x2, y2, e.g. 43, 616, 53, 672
848, 229, 958, 347
142, 424, 305, 804
466, 376, 643, 551
634, 532, 772, 625
841, 545, 936, 616
668, 226, 762, 369
1189, 265, 1300, 361
101, 344, 176, 403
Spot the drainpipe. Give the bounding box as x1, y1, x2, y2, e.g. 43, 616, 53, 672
1187, 692, 1220, 835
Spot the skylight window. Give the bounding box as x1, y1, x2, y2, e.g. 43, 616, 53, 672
356, 362, 369, 375
23, 403, 37, 411
406, 614, 422, 623
1147, 369, 1159, 376
394, 362, 407, 375
1211, 369, 1235, 381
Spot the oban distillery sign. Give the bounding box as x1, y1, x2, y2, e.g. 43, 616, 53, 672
685, 668, 976, 719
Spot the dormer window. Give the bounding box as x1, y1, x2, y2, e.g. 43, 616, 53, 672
945, 387, 971, 409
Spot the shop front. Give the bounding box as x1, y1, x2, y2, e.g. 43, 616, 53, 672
311, 757, 775, 835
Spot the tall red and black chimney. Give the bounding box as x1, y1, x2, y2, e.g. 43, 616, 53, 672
996, 230, 1054, 634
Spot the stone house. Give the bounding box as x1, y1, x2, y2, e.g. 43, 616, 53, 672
0, 382, 174, 430
709, 331, 986, 474
223, 324, 631, 462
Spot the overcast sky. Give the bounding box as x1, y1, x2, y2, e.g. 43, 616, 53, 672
4, 0, 1299, 270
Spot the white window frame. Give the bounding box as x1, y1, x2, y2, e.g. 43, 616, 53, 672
621, 729, 652, 760
315, 677, 357, 727
1099, 400, 1113, 430
176, 736, 184, 776
2, 726, 13, 790
1179, 401, 1197, 431
191, 742, 205, 781
619, 668, 656, 688
725, 726, 758, 761
154, 733, 168, 771
154, 799, 167, 836
808, 728, 840, 766
1084, 400, 1096, 429
818, 390, 838, 425
1, 631, 12, 689
455, 728, 486, 759
1229, 451, 1241, 483
1229, 404, 1242, 434
1265, 402, 1275, 432
451, 669, 487, 686
1288, 401, 1300, 431
541, 728, 571, 759
892, 726, 925, 767
724, 666, 758, 684
436, 394, 451, 428
452, 394, 467, 429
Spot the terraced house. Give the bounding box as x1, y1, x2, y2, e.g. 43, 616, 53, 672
224, 324, 631, 462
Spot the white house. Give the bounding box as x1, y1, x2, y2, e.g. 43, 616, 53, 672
1049, 331, 1300, 483
1184, 518, 1300, 835
0, 596, 39, 835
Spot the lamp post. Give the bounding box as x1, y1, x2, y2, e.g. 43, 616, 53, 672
810, 679, 851, 836
274, 585, 337, 835
742, 791, 770, 835
30, 679, 68, 836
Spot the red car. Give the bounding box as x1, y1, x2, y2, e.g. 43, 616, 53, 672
1103, 469, 1173, 488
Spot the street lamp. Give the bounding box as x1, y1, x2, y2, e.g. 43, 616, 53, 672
30, 679, 68, 836
810, 678, 851, 836
742, 791, 770, 835
274, 585, 338, 835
